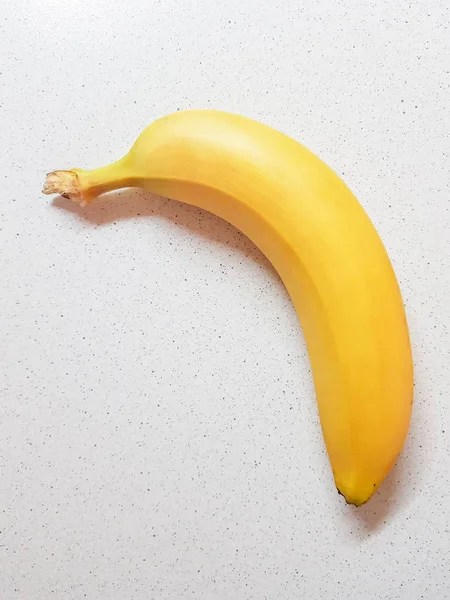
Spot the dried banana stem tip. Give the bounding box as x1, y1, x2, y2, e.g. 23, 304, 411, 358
42, 170, 84, 205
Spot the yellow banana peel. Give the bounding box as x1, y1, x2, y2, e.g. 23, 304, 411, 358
43, 110, 413, 506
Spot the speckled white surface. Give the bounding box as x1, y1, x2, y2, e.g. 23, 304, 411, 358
1, 0, 449, 598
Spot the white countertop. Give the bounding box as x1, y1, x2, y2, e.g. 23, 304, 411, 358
1, 0, 449, 598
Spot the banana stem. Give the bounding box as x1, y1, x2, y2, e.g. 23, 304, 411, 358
42, 157, 133, 206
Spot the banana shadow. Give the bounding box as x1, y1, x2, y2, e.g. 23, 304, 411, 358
52, 187, 424, 534
51, 187, 274, 271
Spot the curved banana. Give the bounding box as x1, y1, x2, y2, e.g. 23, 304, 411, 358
43, 109, 413, 506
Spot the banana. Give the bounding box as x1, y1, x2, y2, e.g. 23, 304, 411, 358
43, 109, 413, 506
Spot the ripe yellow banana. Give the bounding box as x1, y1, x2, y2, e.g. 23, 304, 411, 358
43, 109, 413, 506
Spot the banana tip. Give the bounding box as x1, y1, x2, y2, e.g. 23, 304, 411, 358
336, 487, 370, 508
